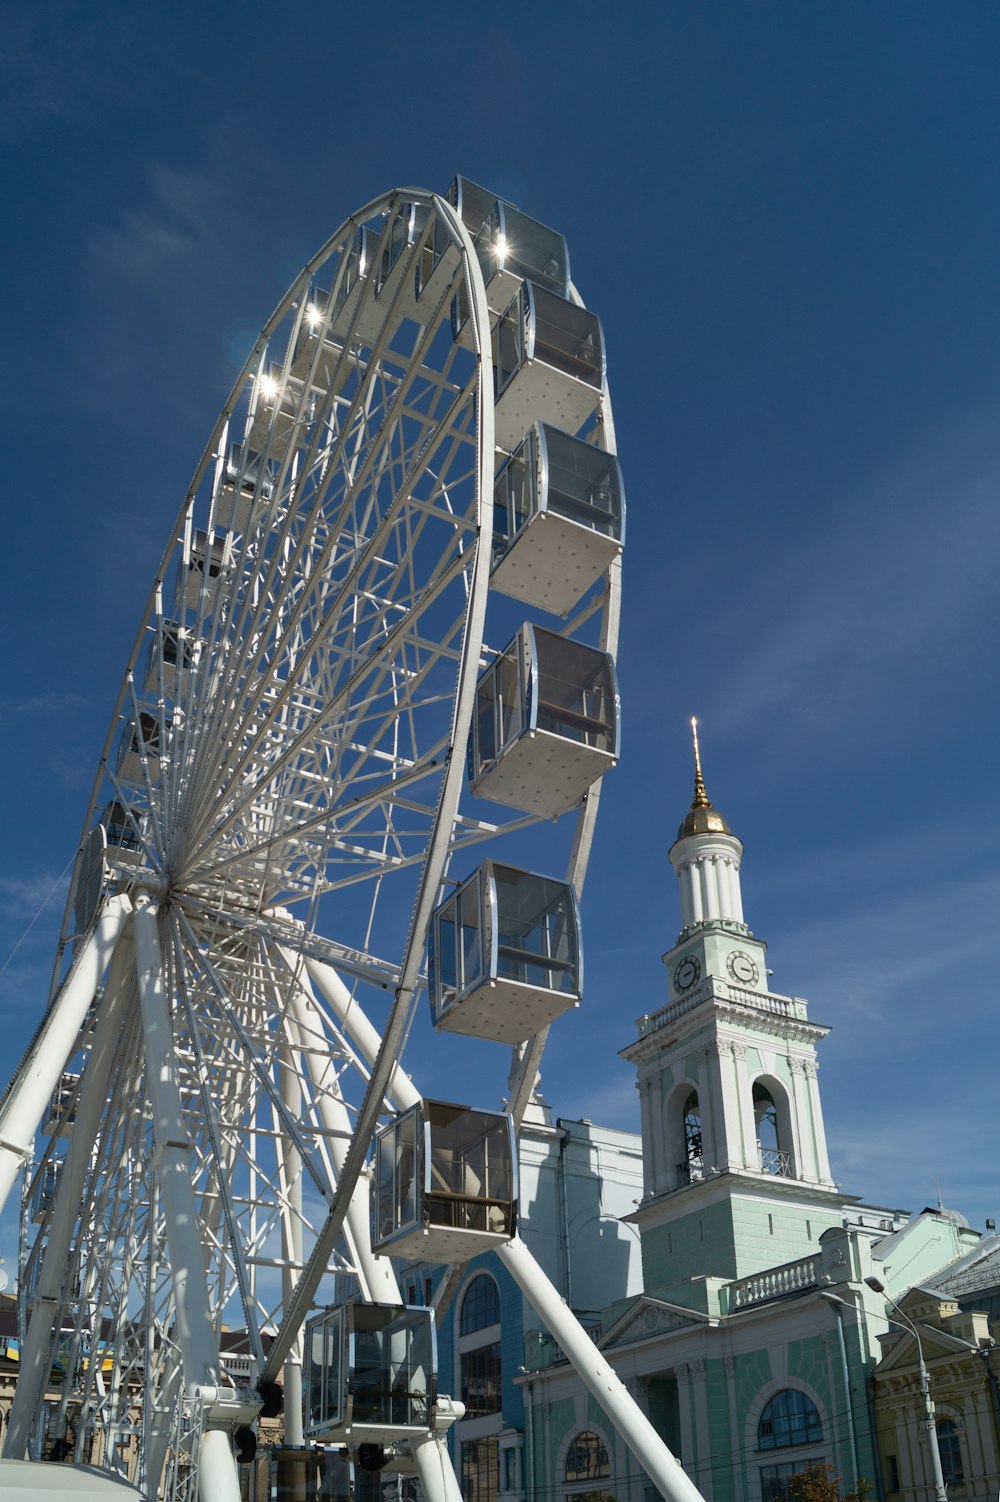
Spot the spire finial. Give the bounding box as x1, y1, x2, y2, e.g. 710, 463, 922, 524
690, 716, 713, 810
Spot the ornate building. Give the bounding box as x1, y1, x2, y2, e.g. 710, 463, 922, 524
515, 731, 988, 1502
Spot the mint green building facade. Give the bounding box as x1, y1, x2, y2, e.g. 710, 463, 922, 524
517, 757, 982, 1502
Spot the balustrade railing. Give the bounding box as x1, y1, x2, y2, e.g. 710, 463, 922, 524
730, 1254, 820, 1310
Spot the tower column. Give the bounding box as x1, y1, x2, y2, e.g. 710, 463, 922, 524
804, 1061, 834, 1183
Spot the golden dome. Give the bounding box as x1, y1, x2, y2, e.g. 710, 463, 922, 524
676, 717, 733, 840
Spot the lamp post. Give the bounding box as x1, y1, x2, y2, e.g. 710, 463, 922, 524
864, 1276, 948, 1502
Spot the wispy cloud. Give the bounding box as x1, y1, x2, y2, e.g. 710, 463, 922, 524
0, 692, 86, 725
0, 870, 70, 923
90, 160, 226, 289
714, 411, 1000, 748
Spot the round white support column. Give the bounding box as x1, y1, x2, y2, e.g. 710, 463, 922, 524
499, 1236, 706, 1502
0, 893, 132, 1215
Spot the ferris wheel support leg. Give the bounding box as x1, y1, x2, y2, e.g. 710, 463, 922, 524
0, 892, 132, 1216
3, 924, 135, 1459
410, 1431, 466, 1502
287, 966, 402, 1305
304, 956, 420, 1111
278, 1027, 304, 1446
199, 1427, 243, 1502
132, 894, 219, 1395
498, 1237, 707, 1502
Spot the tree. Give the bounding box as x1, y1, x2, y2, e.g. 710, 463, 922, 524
788, 1463, 872, 1502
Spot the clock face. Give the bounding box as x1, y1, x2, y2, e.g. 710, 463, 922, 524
727, 950, 759, 986
674, 955, 700, 992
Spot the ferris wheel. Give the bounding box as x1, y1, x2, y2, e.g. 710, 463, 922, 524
0, 180, 699, 1502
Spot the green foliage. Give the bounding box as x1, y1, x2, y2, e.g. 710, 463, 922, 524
788, 1462, 872, 1502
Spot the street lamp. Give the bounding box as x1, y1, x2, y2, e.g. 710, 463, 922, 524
864, 1276, 948, 1502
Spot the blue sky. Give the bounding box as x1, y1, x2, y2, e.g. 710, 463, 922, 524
1, 2, 999, 1276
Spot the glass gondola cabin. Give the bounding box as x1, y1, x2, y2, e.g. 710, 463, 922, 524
373, 1101, 516, 1262
429, 862, 581, 1044
488, 282, 605, 448
304, 1303, 436, 1442
448, 175, 571, 312
216, 438, 278, 533
491, 423, 624, 615
182, 529, 234, 612
469, 624, 619, 817
144, 622, 198, 699
116, 712, 168, 786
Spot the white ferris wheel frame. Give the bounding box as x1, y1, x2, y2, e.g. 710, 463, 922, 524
0, 185, 701, 1502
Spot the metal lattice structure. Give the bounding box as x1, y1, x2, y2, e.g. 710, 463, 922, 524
0, 180, 703, 1502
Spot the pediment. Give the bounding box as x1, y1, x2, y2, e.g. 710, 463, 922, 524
600, 1296, 701, 1349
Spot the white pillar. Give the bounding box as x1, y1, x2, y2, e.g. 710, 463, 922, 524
686, 863, 703, 924
701, 861, 718, 921
0, 893, 132, 1215
287, 969, 402, 1305
3, 927, 134, 1459
132, 896, 218, 1393
499, 1237, 707, 1502
304, 955, 419, 1110
278, 1030, 304, 1447
198, 1427, 242, 1502
803, 1061, 833, 1183
411, 1431, 466, 1502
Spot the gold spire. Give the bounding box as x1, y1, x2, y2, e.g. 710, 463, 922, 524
690, 716, 712, 810
675, 717, 733, 840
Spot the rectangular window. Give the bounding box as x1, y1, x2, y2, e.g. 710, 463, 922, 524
760, 1460, 817, 1502
462, 1435, 499, 1502
460, 1341, 502, 1417
887, 1455, 900, 1493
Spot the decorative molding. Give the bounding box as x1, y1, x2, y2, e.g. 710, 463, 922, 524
724, 1357, 735, 1378
688, 1359, 706, 1381
803, 1061, 819, 1078
788, 1057, 805, 1075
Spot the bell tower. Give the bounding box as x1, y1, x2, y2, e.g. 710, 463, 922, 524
623, 723, 841, 1294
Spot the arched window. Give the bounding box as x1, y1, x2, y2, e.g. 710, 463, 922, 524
758, 1389, 823, 1450
460, 1273, 500, 1334
754, 1083, 791, 1177
682, 1091, 704, 1183
936, 1419, 964, 1485
565, 1430, 610, 1483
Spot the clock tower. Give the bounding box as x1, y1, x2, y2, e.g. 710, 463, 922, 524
623, 722, 840, 1296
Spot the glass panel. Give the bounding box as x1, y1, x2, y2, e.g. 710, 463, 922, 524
476, 673, 497, 769
449, 178, 498, 233
459, 880, 482, 993
497, 204, 568, 296
565, 1432, 610, 1482
492, 435, 535, 564
461, 1435, 499, 1502
496, 650, 523, 750
529, 285, 604, 388
461, 1341, 501, 1416
396, 1110, 417, 1231
760, 1462, 816, 1502
434, 899, 458, 1009
493, 866, 578, 995
757, 1390, 823, 1450
540, 425, 623, 538
348, 1306, 433, 1429
425, 1104, 513, 1235
532, 629, 614, 751
492, 295, 525, 396
460, 1274, 500, 1334
376, 1129, 396, 1242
